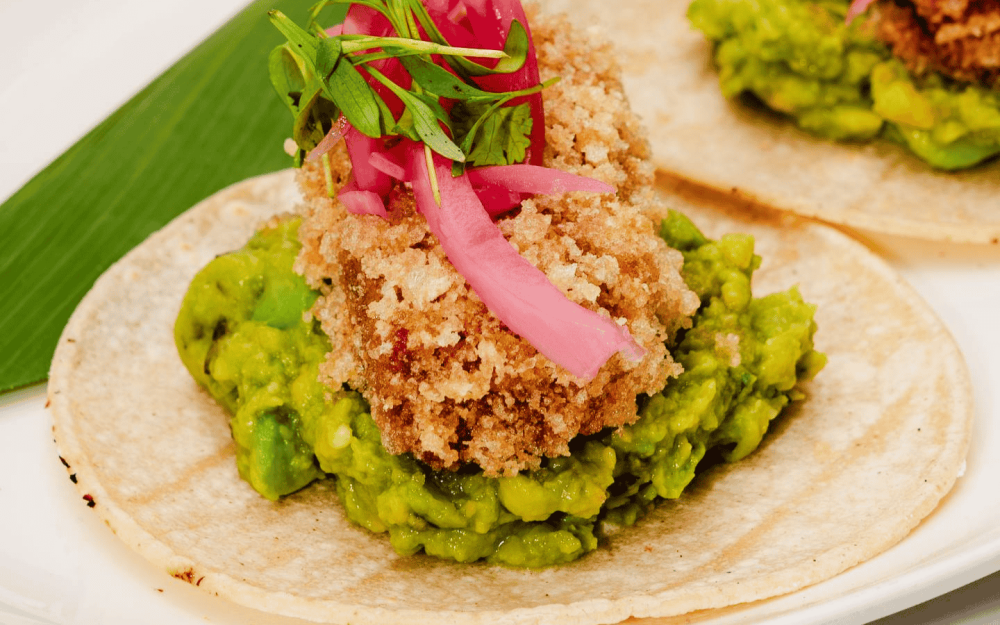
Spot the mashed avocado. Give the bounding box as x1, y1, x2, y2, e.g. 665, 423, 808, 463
687, 0, 1000, 169
174, 213, 824, 567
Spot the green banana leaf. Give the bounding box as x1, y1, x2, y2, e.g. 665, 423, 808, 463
0, 0, 346, 392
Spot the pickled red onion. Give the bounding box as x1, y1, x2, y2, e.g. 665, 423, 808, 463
467, 166, 614, 217
339, 184, 388, 217
409, 146, 643, 379
447, 1, 468, 24
369, 151, 407, 180
467, 165, 614, 195
845, 0, 877, 23
305, 117, 348, 163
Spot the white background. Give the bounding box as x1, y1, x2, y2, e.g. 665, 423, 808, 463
2, 1, 1000, 623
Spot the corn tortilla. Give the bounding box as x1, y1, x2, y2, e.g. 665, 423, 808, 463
47, 170, 971, 623
541, 0, 1000, 244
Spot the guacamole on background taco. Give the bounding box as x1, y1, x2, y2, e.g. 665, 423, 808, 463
545, 0, 1000, 244
47, 0, 971, 622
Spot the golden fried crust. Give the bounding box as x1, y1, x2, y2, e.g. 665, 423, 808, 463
294, 10, 699, 476
875, 0, 1000, 86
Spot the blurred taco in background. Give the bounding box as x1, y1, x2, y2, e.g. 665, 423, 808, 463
689, 0, 1000, 171
548, 0, 1000, 243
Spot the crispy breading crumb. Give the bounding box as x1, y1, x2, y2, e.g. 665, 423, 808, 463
294, 9, 699, 476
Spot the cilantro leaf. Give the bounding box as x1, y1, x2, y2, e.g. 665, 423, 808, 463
453, 101, 533, 167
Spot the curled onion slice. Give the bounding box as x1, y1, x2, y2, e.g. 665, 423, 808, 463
409, 145, 643, 379
306, 117, 348, 163
467, 165, 614, 195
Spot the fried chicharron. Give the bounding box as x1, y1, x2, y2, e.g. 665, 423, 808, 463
295, 12, 698, 475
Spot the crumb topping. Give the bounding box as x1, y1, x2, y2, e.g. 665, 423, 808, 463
294, 9, 699, 475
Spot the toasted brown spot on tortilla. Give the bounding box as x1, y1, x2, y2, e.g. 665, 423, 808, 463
172, 568, 196, 584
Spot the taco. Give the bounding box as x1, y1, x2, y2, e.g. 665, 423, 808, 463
545, 0, 1000, 243
48, 1, 971, 622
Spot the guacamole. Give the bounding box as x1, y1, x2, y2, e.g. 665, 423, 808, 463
174, 213, 824, 567
687, 0, 1000, 169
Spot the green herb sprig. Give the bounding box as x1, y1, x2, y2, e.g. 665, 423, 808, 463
268, 0, 557, 173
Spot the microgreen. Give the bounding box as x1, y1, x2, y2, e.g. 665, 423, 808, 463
268, 1, 555, 170
366, 66, 466, 162
269, 11, 386, 140
397, 0, 529, 78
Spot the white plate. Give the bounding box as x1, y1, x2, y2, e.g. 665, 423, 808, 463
2, 1, 1000, 623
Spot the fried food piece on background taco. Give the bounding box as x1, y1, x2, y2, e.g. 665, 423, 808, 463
872, 0, 1000, 87
547, 0, 1000, 243
47, 0, 972, 622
